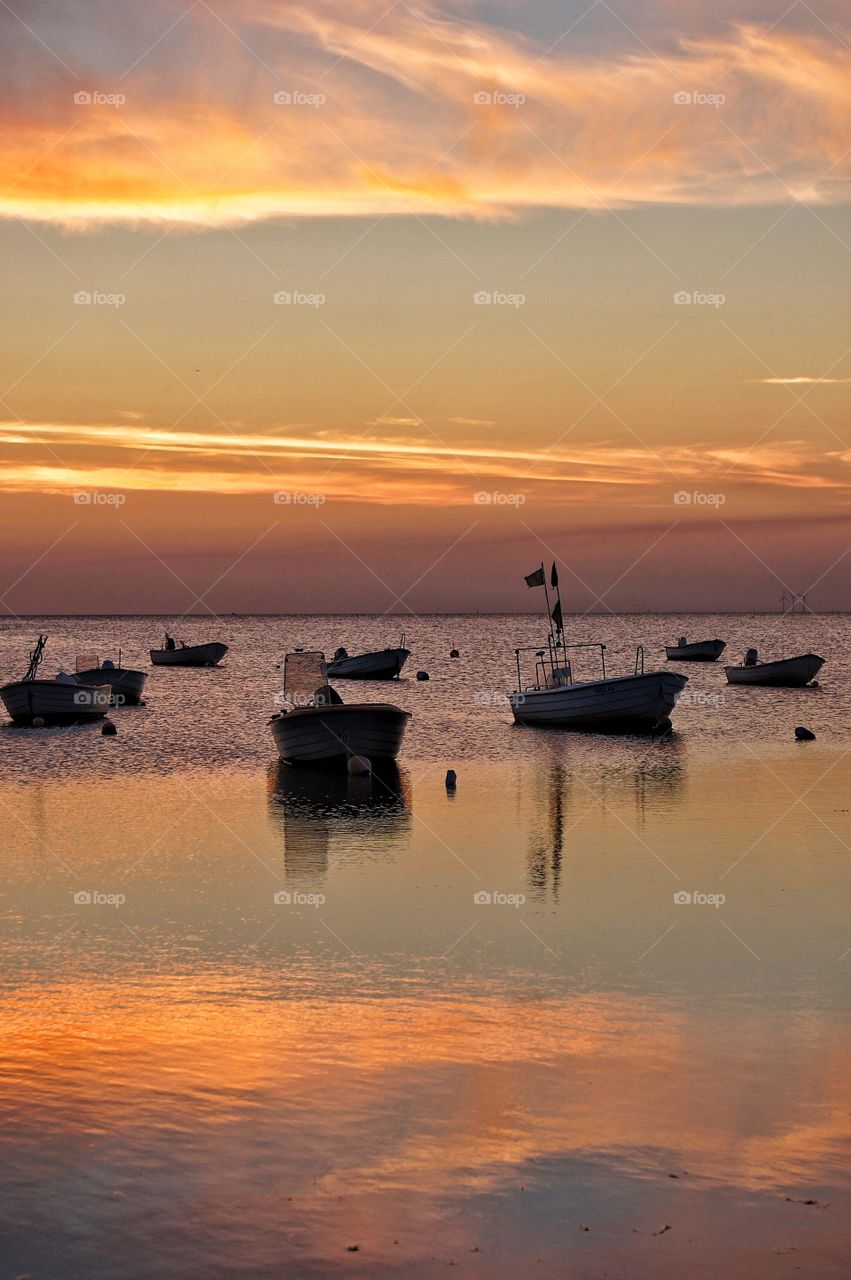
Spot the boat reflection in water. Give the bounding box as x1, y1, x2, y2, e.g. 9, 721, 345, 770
525, 742, 686, 902
266, 760, 411, 884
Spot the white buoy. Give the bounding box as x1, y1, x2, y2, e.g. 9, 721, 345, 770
416, 670, 429, 681
31, 716, 45, 728
348, 754, 371, 776
102, 719, 117, 736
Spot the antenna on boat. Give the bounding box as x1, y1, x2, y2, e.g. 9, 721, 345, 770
25, 634, 47, 681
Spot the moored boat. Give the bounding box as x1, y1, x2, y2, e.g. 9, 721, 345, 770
74, 653, 146, 705
725, 651, 824, 687
0, 636, 111, 725
150, 636, 228, 667
665, 637, 726, 662
270, 651, 410, 767
327, 638, 410, 680
509, 641, 687, 732
509, 562, 687, 733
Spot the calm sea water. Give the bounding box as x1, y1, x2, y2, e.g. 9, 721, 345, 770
1, 614, 849, 1278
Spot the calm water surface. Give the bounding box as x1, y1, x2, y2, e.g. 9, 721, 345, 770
1, 614, 849, 1278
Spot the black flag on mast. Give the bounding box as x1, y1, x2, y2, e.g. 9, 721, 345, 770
524, 566, 545, 588
551, 599, 563, 633
551, 562, 559, 588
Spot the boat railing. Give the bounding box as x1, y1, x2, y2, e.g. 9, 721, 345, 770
514, 641, 607, 691
634, 645, 645, 675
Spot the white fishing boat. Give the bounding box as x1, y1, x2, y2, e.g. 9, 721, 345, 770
327, 637, 410, 680
150, 637, 228, 667
0, 636, 111, 725
725, 650, 824, 687
509, 641, 688, 732
74, 652, 146, 705
665, 637, 726, 662
509, 562, 687, 733
270, 651, 410, 767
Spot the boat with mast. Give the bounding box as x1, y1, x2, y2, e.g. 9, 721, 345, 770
508, 564, 688, 733
0, 636, 112, 725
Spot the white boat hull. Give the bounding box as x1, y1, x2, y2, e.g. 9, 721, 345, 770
271, 703, 411, 766
725, 653, 824, 687
150, 643, 228, 667
665, 639, 726, 662
509, 671, 688, 732
327, 648, 410, 679
0, 680, 112, 725
75, 667, 146, 705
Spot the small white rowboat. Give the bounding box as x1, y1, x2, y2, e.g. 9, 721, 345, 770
327, 643, 410, 680
271, 650, 410, 766
665, 639, 726, 662
150, 642, 228, 667
0, 635, 112, 725
725, 653, 824, 687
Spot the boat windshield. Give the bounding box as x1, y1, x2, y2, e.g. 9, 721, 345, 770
283, 651, 328, 706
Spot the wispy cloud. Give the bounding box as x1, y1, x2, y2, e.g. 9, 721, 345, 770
756, 376, 851, 384
1, 4, 850, 226
0, 420, 847, 502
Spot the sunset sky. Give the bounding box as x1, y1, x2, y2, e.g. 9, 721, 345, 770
2, 0, 850, 613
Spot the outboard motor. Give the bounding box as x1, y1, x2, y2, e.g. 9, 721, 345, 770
744, 648, 758, 667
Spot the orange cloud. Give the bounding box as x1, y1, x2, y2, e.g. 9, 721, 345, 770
0, 6, 850, 226
0, 420, 846, 502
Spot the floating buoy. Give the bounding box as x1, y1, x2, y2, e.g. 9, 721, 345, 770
102, 719, 117, 736
31, 716, 45, 728
445, 769, 457, 790
416, 670, 429, 681
347, 754, 370, 775
450, 648, 459, 658
795, 726, 816, 741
